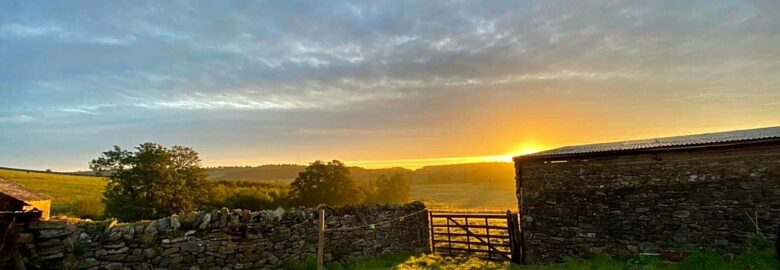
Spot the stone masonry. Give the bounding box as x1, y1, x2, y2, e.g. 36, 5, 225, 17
1, 202, 429, 269
516, 143, 780, 263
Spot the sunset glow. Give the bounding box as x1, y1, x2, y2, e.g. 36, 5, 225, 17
346, 155, 515, 170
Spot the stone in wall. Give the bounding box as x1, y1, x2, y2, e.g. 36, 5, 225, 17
1, 201, 429, 270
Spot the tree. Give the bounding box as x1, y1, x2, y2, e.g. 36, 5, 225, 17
364, 173, 410, 204
90, 143, 209, 221
290, 160, 361, 206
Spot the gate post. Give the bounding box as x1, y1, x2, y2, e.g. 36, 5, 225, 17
428, 210, 435, 254
506, 211, 523, 264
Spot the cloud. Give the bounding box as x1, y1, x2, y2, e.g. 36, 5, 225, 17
0, 23, 68, 38
293, 128, 425, 136
133, 94, 319, 111
0, 0, 779, 170
0, 114, 35, 123
3, 0, 774, 115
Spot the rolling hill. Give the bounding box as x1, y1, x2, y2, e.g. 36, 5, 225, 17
206, 164, 414, 183
206, 162, 514, 187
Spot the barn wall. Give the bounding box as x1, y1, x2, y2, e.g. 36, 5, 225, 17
516, 143, 780, 263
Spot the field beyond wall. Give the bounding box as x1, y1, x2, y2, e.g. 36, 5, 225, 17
0, 168, 106, 217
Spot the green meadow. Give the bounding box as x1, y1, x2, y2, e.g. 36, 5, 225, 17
0, 168, 107, 218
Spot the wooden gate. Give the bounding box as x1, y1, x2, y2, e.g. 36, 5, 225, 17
429, 211, 523, 263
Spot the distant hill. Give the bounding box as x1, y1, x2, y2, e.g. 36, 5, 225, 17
0, 166, 101, 177
349, 166, 414, 183
206, 162, 514, 187
206, 164, 413, 183
207, 164, 307, 182
409, 162, 515, 187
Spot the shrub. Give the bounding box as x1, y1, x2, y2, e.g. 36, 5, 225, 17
71, 197, 104, 219
203, 180, 289, 211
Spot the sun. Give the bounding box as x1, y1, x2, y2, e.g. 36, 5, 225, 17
518, 147, 541, 155
512, 143, 545, 156
485, 144, 546, 162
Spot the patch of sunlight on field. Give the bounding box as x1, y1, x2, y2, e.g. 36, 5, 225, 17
0, 169, 106, 216
287, 253, 515, 270
410, 183, 517, 212
397, 254, 512, 270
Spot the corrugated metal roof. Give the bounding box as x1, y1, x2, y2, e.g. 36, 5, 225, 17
0, 177, 51, 202
517, 126, 780, 160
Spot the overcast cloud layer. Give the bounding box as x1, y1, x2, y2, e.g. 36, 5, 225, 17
1, 1, 779, 170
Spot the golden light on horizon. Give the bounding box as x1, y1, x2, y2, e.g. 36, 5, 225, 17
517, 147, 541, 155
487, 150, 542, 163
203, 140, 560, 170
511, 143, 546, 156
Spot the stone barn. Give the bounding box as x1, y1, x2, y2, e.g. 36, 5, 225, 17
0, 177, 51, 220
513, 126, 780, 263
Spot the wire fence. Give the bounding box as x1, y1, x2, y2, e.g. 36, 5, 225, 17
324, 208, 429, 232
169, 208, 431, 252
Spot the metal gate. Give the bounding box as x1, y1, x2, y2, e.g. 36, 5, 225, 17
429, 211, 523, 263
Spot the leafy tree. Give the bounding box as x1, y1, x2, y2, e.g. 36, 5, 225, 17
364, 173, 410, 204
90, 143, 209, 221
290, 160, 362, 206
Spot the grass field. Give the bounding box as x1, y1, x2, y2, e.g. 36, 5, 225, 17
287, 245, 780, 270
411, 183, 516, 212
0, 168, 107, 217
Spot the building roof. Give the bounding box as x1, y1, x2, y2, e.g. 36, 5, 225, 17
516, 126, 780, 160
0, 177, 51, 202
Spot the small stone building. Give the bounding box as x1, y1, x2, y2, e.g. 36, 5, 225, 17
513, 126, 780, 263
0, 177, 51, 220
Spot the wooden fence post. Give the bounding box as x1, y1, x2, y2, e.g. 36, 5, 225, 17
506, 211, 523, 264
0, 217, 25, 270
317, 207, 325, 270
775, 225, 779, 263
428, 210, 435, 254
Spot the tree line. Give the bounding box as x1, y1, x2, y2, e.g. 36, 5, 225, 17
90, 143, 410, 221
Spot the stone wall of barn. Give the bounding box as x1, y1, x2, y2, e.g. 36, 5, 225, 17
1, 202, 429, 269
515, 143, 780, 263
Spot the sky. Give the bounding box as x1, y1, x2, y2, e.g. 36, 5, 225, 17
1, 1, 779, 171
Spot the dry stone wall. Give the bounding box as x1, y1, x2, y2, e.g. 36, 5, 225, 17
2, 202, 429, 269
516, 143, 780, 263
